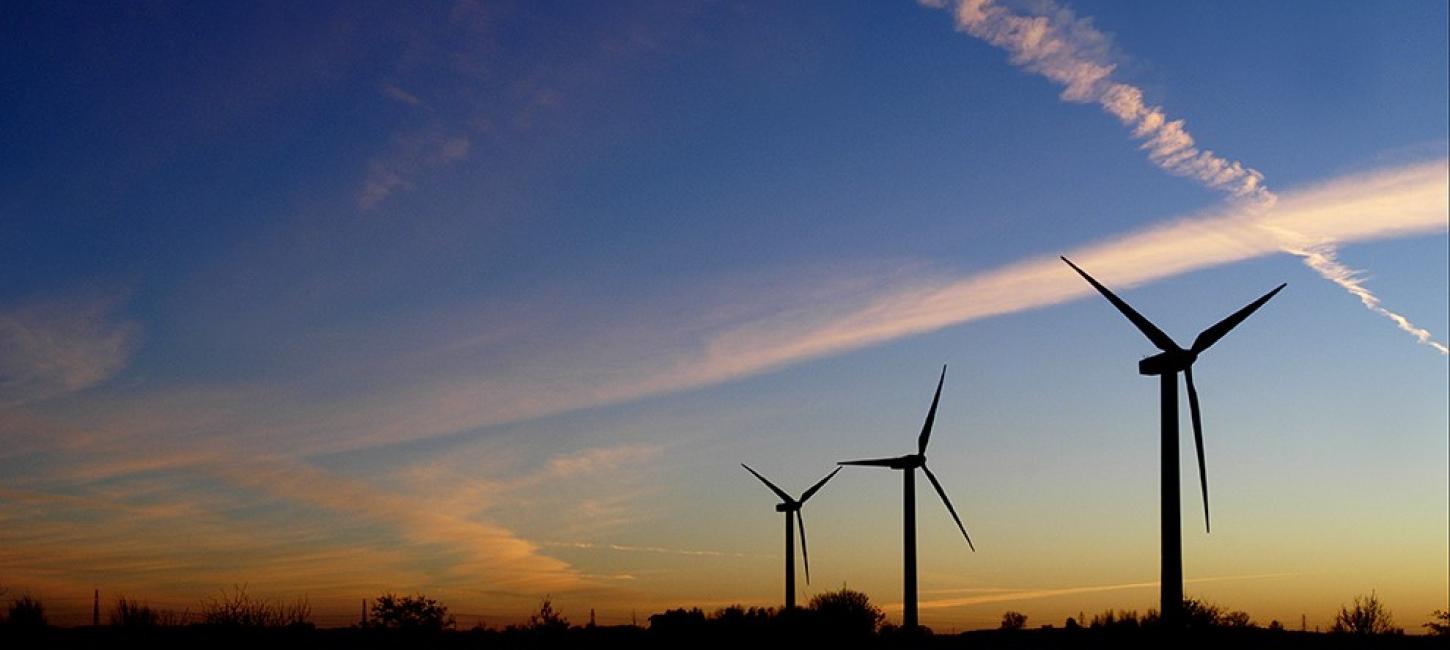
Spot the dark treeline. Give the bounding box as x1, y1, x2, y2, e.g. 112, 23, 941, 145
2, 587, 1445, 649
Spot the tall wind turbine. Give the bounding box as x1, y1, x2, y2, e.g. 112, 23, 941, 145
838, 366, 974, 631
740, 464, 841, 610
1061, 256, 1284, 627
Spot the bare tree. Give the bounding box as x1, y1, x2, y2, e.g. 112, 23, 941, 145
1424, 609, 1449, 636
1330, 591, 1402, 635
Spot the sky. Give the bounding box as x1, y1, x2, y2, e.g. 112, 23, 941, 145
1, 0, 1446, 632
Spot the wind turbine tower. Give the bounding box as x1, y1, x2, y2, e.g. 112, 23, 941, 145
838, 365, 975, 631
741, 464, 841, 610
1062, 257, 1284, 627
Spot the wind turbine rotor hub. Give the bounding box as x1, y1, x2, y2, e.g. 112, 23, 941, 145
1138, 350, 1196, 376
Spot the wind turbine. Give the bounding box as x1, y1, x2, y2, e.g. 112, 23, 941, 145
837, 365, 974, 632
1061, 256, 1284, 628
740, 464, 841, 610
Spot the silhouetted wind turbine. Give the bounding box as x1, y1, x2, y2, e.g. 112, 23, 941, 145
837, 365, 974, 631
740, 464, 841, 610
1061, 256, 1284, 628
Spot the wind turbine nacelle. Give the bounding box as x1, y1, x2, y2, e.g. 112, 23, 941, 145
1138, 350, 1195, 376
775, 503, 796, 512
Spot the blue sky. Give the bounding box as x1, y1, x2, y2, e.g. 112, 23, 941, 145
1, 0, 1446, 630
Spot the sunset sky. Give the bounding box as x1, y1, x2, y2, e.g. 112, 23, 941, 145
2, 0, 1446, 631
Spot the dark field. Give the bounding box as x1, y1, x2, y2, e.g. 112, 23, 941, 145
4, 624, 1444, 650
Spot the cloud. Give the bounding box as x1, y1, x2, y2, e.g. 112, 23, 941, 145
538, 541, 768, 559
0, 296, 139, 407
19, 161, 1444, 466
692, 160, 1447, 382
357, 129, 473, 210
380, 82, 426, 108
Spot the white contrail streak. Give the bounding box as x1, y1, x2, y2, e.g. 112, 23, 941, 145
1283, 242, 1449, 354
925, 0, 1447, 354
899, 572, 1300, 611
932, 0, 1274, 204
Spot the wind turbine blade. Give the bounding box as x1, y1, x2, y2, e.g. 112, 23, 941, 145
799, 467, 841, 504
797, 510, 810, 585
921, 464, 975, 551
838, 457, 901, 467
1061, 257, 1179, 352
918, 365, 947, 455
1191, 283, 1286, 353
1184, 366, 1210, 533
740, 464, 793, 504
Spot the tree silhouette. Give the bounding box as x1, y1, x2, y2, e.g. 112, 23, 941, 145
525, 596, 568, 633
1220, 609, 1253, 628
999, 610, 1027, 630
1330, 591, 1401, 635
1425, 609, 1449, 636
808, 587, 884, 636
5, 595, 46, 628
198, 585, 310, 628
110, 598, 161, 628
369, 593, 455, 631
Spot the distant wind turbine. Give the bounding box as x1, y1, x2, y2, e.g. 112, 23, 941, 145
1061, 256, 1284, 628
740, 464, 841, 610
838, 365, 974, 631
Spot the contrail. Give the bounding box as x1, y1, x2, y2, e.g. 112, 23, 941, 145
1273, 234, 1450, 354
925, 0, 1447, 354
929, 0, 1273, 204
900, 572, 1300, 611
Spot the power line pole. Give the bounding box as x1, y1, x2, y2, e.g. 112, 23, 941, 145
93, 589, 100, 627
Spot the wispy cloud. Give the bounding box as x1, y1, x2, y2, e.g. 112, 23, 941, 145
0, 295, 138, 407
358, 128, 473, 210
17, 160, 1444, 465
539, 541, 768, 559
380, 82, 426, 108
0, 435, 689, 625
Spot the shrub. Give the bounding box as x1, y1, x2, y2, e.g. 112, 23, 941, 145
111, 598, 161, 627
999, 610, 1027, 630
6, 595, 46, 628
1220, 610, 1253, 628
1426, 609, 1449, 636
1182, 598, 1224, 629
199, 585, 310, 628
1090, 609, 1144, 629
648, 607, 706, 635
808, 587, 884, 636
525, 596, 568, 633
710, 605, 774, 634
1330, 591, 1402, 635
369, 593, 455, 631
